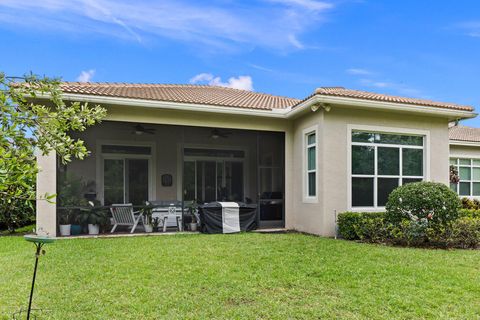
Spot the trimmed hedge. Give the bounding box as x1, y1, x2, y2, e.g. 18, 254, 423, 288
337, 211, 480, 248
337, 212, 386, 241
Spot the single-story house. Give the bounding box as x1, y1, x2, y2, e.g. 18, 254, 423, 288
35, 83, 477, 236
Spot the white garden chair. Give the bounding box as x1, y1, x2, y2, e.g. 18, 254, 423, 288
110, 203, 144, 233
147, 200, 183, 232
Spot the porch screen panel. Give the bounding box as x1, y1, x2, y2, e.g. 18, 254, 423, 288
127, 159, 149, 205
183, 161, 196, 201
226, 161, 244, 202
204, 161, 217, 203
104, 159, 124, 205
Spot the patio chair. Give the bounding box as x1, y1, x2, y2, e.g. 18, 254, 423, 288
146, 200, 183, 232
110, 204, 144, 233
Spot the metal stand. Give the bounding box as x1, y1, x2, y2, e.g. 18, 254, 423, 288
27, 242, 44, 320
23, 235, 54, 320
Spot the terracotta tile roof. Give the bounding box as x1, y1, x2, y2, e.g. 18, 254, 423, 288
449, 125, 480, 142
59, 82, 474, 113
59, 82, 300, 110
309, 87, 474, 111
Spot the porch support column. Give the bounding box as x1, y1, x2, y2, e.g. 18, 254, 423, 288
284, 126, 295, 230
36, 151, 57, 237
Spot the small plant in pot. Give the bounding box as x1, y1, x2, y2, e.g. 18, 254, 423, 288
186, 201, 199, 232
78, 202, 107, 235
142, 205, 154, 233
58, 211, 71, 236
70, 210, 83, 235
152, 217, 160, 232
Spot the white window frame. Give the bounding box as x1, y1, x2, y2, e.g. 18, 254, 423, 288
347, 125, 430, 211
96, 140, 156, 205
449, 156, 480, 198
303, 125, 318, 203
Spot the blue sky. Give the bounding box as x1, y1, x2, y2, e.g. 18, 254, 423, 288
1, 0, 480, 125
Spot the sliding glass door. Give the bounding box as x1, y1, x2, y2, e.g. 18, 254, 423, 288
103, 158, 150, 205
183, 149, 245, 204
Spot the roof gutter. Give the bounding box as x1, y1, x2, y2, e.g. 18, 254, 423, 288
288, 95, 477, 120
59, 93, 291, 119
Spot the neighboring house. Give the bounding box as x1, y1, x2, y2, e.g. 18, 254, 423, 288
35, 83, 476, 236
449, 125, 480, 198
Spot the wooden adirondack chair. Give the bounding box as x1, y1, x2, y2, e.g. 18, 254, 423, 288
110, 204, 143, 233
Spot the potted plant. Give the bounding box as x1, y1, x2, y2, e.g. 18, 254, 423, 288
58, 211, 71, 236
70, 210, 82, 235
142, 206, 154, 233
152, 217, 160, 232
186, 202, 199, 232
78, 202, 107, 235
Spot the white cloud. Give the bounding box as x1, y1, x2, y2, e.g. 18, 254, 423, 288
190, 73, 254, 91
268, 0, 333, 11
76, 69, 96, 82
0, 0, 335, 52
346, 68, 373, 75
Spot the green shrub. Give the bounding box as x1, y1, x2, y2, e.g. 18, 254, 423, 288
385, 182, 461, 227
451, 217, 480, 248
389, 219, 431, 246
460, 197, 479, 210
458, 209, 480, 219
337, 212, 385, 241
337, 212, 361, 240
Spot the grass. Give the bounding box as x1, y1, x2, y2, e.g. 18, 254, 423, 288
0, 233, 479, 319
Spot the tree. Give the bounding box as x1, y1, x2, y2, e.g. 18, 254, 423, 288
0, 73, 106, 232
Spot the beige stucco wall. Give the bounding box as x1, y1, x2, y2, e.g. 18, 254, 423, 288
291, 106, 450, 236
290, 110, 324, 234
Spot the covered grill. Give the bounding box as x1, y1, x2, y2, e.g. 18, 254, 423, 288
199, 202, 257, 234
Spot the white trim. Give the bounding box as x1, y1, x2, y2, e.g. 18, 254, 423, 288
291, 95, 476, 120
449, 140, 480, 147
96, 140, 156, 205
347, 124, 430, 211
52, 93, 476, 121
61, 93, 288, 119
302, 125, 319, 203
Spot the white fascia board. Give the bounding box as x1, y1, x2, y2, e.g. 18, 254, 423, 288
449, 140, 480, 147
54, 93, 476, 121
290, 95, 477, 120
60, 93, 290, 119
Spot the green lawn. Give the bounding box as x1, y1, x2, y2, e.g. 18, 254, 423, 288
0, 233, 479, 319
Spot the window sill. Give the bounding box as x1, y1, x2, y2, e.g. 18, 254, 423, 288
303, 197, 318, 204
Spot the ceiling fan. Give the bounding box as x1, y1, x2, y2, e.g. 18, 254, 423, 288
210, 128, 232, 139
133, 124, 155, 135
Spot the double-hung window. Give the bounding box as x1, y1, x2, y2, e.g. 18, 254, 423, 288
351, 130, 425, 209
450, 158, 480, 196
305, 130, 317, 199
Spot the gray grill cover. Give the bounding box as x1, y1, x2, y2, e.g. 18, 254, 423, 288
199, 202, 257, 234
